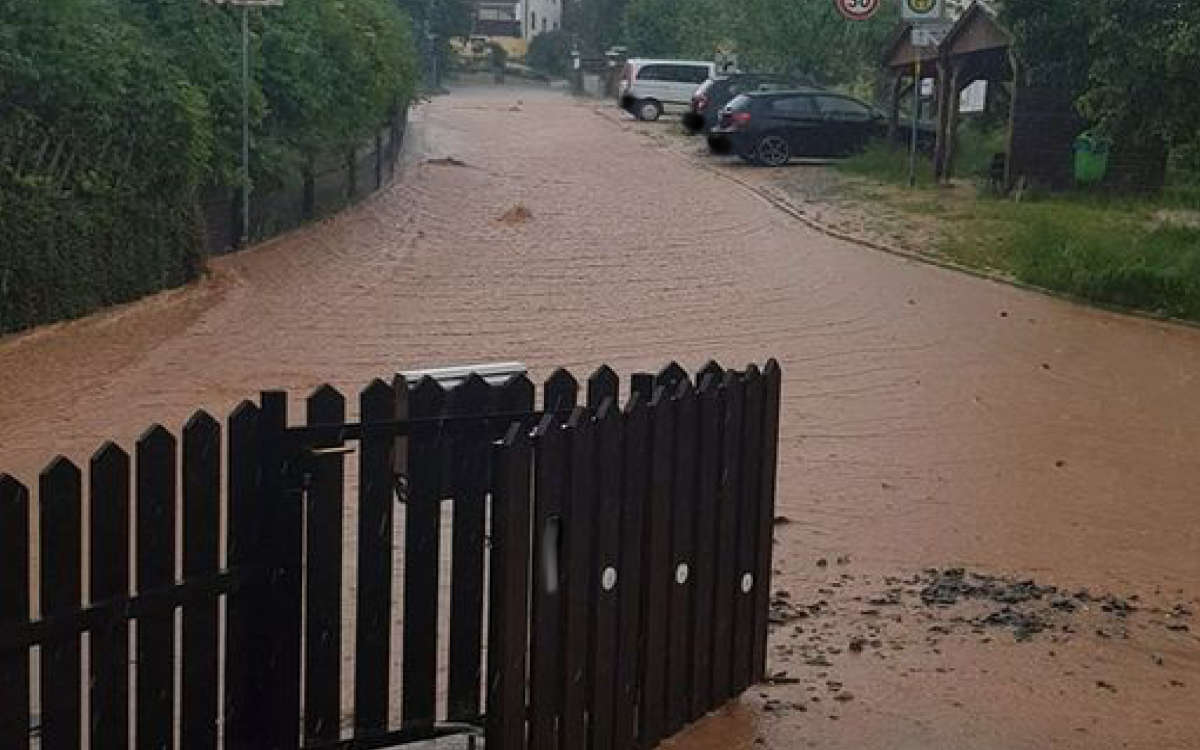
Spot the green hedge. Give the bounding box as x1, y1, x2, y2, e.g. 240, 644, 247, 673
0, 0, 416, 334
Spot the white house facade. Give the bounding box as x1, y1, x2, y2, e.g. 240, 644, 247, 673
519, 0, 561, 41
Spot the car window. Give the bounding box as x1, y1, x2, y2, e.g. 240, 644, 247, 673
815, 95, 872, 121
727, 94, 753, 110
770, 96, 817, 115
675, 65, 709, 84
636, 65, 665, 81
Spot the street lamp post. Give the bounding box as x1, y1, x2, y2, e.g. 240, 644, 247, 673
221, 0, 283, 246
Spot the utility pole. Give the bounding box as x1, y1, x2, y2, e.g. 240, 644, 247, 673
902, 0, 947, 188
241, 4, 250, 245
224, 0, 283, 246
909, 57, 920, 188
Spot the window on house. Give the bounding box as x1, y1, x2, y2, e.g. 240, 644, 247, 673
542, 17, 547, 32
530, 11, 536, 34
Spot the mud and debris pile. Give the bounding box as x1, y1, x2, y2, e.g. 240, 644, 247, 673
757, 563, 1196, 724
497, 203, 533, 224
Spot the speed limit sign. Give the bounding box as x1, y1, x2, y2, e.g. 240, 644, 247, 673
835, 0, 880, 20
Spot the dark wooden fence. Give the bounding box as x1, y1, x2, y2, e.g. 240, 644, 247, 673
200, 111, 408, 257
0, 360, 780, 750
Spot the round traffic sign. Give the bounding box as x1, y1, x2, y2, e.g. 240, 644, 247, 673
835, 0, 880, 20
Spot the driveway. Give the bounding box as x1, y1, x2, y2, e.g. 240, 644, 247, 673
1, 85, 1197, 748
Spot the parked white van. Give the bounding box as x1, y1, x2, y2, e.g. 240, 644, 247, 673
618, 59, 718, 121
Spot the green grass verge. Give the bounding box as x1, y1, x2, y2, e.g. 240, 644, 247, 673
944, 197, 1200, 319
838, 140, 936, 187
836, 128, 1200, 321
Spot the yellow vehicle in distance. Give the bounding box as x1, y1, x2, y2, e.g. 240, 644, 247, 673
450, 34, 528, 62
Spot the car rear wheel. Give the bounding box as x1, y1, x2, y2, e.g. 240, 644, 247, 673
636, 99, 663, 122
755, 134, 791, 167
706, 134, 732, 155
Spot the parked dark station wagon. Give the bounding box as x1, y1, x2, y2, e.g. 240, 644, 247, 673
710, 90, 935, 165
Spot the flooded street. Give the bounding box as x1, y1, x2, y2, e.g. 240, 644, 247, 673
2, 85, 1198, 748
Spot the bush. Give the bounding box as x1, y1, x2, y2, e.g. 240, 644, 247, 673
954, 120, 1008, 180
0, 0, 417, 334
1, 0, 209, 332
526, 30, 572, 77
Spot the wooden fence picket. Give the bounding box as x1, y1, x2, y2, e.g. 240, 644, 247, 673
182, 412, 221, 749
666, 379, 698, 734
561, 407, 595, 749
640, 384, 675, 746
88, 444, 130, 749
447, 374, 492, 723
136, 426, 176, 750
753, 361, 783, 682
0, 475, 30, 750
258, 390, 302, 750
224, 401, 260, 748
712, 371, 744, 702
544, 368, 579, 419
355, 379, 398, 734
587, 364, 619, 409
304, 385, 346, 743
529, 411, 567, 750
39, 457, 82, 750
732, 366, 764, 693
401, 377, 445, 730
485, 422, 532, 750
690, 371, 723, 718
612, 391, 650, 748
588, 398, 623, 750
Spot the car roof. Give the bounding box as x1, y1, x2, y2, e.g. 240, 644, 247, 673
742, 87, 827, 97
716, 72, 797, 80
626, 58, 715, 67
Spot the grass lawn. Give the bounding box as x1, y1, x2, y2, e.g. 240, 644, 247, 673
836, 136, 1200, 322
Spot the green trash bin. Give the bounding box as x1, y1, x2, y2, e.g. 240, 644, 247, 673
1074, 133, 1110, 185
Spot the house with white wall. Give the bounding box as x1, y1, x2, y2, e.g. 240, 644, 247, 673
519, 0, 561, 41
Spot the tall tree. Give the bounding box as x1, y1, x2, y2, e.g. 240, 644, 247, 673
618, 0, 897, 85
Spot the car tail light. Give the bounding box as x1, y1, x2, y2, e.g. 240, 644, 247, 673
730, 111, 752, 128
695, 94, 710, 112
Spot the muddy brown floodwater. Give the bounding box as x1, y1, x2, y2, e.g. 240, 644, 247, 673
2, 85, 1198, 749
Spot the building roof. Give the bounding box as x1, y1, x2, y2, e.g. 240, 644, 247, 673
941, 1, 1010, 56
882, 1, 1010, 70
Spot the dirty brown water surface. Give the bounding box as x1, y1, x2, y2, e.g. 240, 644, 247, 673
2, 85, 1198, 748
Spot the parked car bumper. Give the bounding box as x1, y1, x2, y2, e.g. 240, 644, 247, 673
709, 128, 754, 156
683, 110, 722, 134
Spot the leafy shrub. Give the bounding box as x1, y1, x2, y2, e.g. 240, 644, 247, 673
0, 0, 417, 334
526, 30, 572, 77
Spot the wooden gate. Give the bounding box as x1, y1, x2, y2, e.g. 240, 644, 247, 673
0, 359, 780, 750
